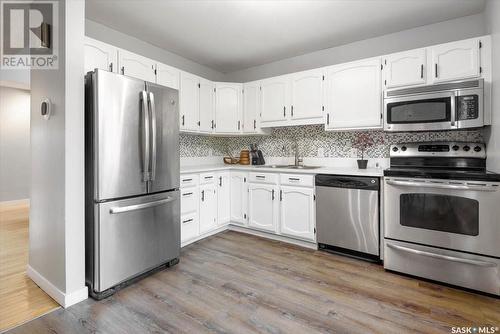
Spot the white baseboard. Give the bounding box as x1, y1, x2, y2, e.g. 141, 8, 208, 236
228, 225, 318, 250
181, 224, 229, 248
27, 265, 88, 308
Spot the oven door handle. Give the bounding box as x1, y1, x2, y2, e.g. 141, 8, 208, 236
386, 179, 498, 192
386, 243, 497, 268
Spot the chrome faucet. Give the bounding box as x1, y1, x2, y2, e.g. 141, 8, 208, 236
293, 140, 303, 166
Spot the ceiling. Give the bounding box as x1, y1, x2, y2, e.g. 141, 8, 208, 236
85, 0, 486, 73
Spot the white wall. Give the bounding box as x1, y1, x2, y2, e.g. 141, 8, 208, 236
0, 86, 30, 201
29, 0, 87, 307
224, 13, 487, 82
85, 19, 226, 81
0, 69, 30, 90
485, 0, 500, 173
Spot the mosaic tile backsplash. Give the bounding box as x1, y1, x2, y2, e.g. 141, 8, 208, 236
179, 125, 484, 159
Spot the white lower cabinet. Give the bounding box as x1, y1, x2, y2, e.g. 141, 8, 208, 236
230, 172, 248, 225
216, 172, 231, 225
181, 170, 316, 247
248, 183, 279, 233
279, 186, 315, 241
199, 183, 217, 234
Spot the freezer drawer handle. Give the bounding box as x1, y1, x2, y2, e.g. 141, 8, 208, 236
386, 243, 497, 267
386, 179, 498, 192
109, 197, 175, 214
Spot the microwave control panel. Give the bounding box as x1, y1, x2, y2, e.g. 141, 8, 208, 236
456, 95, 479, 120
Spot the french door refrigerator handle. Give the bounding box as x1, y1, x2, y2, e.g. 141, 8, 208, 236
140, 91, 150, 182
148, 91, 157, 181
386, 243, 497, 267
109, 197, 175, 214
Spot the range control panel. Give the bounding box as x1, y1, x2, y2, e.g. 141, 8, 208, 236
390, 142, 486, 159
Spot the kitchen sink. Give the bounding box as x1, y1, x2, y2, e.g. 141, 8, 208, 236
256, 165, 321, 170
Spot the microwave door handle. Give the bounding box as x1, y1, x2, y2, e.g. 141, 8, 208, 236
148, 91, 157, 181
386, 179, 498, 192
140, 91, 150, 182
450, 91, 456, 127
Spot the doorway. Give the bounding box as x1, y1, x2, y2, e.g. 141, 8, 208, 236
0, 85, 59, 331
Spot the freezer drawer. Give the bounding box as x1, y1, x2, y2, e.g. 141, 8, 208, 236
384, 239, 500, 295
92, 191, 180, 292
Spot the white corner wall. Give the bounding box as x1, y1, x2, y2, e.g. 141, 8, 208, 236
224, 13, 487, 82
485, 0, 500, 173
29, 0, 87, 307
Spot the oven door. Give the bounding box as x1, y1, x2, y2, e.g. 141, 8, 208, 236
384, 177, 500, 257
384, 92, 456, 132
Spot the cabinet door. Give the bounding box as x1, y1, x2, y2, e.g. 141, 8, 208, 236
215, 83, 242, 134
280, 186, 315, 241
199, 79, 215, 133
118, 49, 156, 82
156, 63, 179, 89
199, 184, 217, 234
216, 172, 231, 225
179, 72, 200, 131
384, 49, 426, 88
290, 69, 324, 121
260, 76, 290, 123
243, 81, 260, 134
84, 37, 117, 73
230, 172, 248, 225
248, 184, 278, 233
324, 58, 382, 130
430, 38, 480, 83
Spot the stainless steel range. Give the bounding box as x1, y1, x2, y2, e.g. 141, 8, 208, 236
383, 142, 500, 295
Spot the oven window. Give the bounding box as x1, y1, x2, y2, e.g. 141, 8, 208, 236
400, 194, 478, 236
387, 98, 451, 124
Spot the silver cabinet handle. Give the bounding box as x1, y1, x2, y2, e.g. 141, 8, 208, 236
182, 178, 192, 182
182, 192, 193, 196
148, 91, 157, 181
271, 189, 275, 200
255, 175, 265, 179
182, 218, 193, 224
110, 197, 175, 214
201, 190, 205, 202
420, 64, 423, 79
288, 177, 300, 181
386, 243, 497, 267
386, 179, 498, 192
109, 62, 113, 72
204, 176, 213, 179
140, 91, 150, 182
219, 176, 222, 187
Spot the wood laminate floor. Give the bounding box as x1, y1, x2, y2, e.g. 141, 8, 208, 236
0, 202, 59, 332
6, 230, 500, 334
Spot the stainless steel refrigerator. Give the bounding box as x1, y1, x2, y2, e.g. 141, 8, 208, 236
85, 69, 180, 299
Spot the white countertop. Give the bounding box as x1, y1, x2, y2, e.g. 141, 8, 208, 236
180, 164, 384, 177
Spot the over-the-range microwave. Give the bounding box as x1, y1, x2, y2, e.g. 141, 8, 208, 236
383, 79, 484, 132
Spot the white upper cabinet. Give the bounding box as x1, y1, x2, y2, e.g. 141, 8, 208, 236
290, 69, 324, 123
383, 49, 426, 88
242, 81, 261, 134
430, 38, 481, 83
84, 37, 117, 73
118, 49, 156, 82
230, 172, 248, 226
280, 186, 315, 241
260, 75, 290, 125
324, 57, 382, 130
156, 63, 180, 89
199, 78, 215, 133
215, 83, 242, 134
248, 184, 279, 233
216, 172, 231, 225
179, 72, 200, 132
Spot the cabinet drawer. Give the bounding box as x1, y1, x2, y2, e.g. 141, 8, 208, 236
199, 172, 216, 185
280, 174, 314, 187
181, 212, 199, 243
249, 172, 278, 184
180, 174, 199, 188
181, 188, 198, 214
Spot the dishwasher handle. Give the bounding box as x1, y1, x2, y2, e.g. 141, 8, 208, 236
315, 174, 379, 190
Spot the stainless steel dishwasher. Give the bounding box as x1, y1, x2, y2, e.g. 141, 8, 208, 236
316, 174, 380, 261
